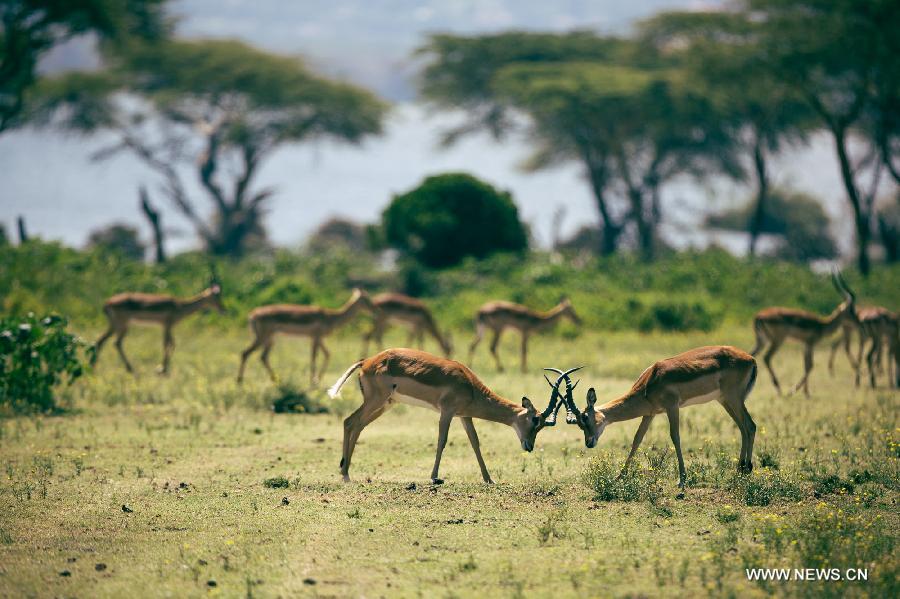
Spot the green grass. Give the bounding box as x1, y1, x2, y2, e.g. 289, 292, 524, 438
1, 323, 898, 597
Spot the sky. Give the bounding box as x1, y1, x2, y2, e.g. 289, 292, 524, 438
0, 0, 860, 253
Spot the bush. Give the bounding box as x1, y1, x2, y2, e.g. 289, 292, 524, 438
86, 223, 145, 261
382, 173, 528, 268
0, 313, 90, 413
637, 299, 717, 332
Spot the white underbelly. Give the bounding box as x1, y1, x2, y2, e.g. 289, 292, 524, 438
680, 389, 720, 407
391, 392, 440, 412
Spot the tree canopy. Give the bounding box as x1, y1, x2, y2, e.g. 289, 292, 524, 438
31, 38, 388, 256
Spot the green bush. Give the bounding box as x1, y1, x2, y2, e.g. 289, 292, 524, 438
382, 173, 528, 268
0, 313, 90, 413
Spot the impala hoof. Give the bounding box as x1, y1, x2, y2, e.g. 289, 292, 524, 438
431, 478, 444, 485
675, 491, 685, 500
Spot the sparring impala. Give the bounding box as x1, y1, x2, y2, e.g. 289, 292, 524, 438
362, 293, 452, 357
468, 297, 581, 372
94, 280, 225, 375
750, 272, 857, 396
237, 288, 374, 386
552, 346, 758, 492
326, 349, 577, 484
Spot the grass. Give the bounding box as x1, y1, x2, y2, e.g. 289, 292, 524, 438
0, 323, 898, 597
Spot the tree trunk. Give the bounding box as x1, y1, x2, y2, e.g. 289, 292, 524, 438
831, 125, 872, 275
16, 215, 28, 243
139, 186, 166, 263
748, 138, 769, 257
586, 165, 622, 256
628, 189, 655, 261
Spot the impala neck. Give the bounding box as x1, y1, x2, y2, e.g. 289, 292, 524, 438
537, 303, 568, 326
467, 389, 525, 426
175, 291, 214, 321
822, 303, 852, 335
599, 392, 654, 424
326, 294, 367, 327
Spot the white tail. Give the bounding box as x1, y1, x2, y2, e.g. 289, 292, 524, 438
327, 361, 364, 398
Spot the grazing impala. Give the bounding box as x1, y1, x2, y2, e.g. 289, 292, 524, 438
553, 346, 758, 492
856, 307, 899, 388
468, 298, 581, 372
237, 288, 374, 386
362, 293, 452, 357
750, 272, 857, 396
327, 349, 572, 484
94, 282, 225, 374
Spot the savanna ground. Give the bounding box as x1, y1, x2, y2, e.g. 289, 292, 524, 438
1, 322, 897, 598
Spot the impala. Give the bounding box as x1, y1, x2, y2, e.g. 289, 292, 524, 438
362, 293, 452, 357
856, 307, 899, 388
750, 272, 857, 396
552, 346, 758, 492
326, 349, 576, 484
237, 288, 374, 386
468, 298, 581, 372
93, 282, 225, 375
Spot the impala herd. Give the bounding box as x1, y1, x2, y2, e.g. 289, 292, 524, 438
91, 270, 897, 490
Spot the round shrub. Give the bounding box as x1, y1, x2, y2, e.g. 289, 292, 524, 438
382, 173, 528, 268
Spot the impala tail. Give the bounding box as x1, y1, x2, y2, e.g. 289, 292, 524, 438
327, 361, 364, 398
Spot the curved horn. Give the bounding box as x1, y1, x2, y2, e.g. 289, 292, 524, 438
546, 367, 584, 424
836, 270, 856, 302
539, 370, 565, 423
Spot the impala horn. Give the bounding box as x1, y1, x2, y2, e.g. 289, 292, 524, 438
834, 269, 856, 303
544, 366, 583, 424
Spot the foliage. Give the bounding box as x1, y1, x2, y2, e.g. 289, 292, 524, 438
86, 222, 145, 261
0, 313, 90, 413
707, 188, 838, 261
28, 38, 388, 257
307, 218, 369, 253
382, 173, 527, 268
0, 0, 169, 133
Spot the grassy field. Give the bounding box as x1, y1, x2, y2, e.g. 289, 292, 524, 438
1, 323, 897, 598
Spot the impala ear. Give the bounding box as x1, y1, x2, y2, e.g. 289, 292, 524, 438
586, 388, 597, 408
522, 397, 536, 413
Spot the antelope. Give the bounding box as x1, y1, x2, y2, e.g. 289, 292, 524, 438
93, 283, 225, 374
237, 288, 374, 386
856, 308, 899, 389
468, 298, 581, 372
326, 349, 576, 484
750, 272, 858, 396
552, 346, 758, 492
362, 293, 452, 357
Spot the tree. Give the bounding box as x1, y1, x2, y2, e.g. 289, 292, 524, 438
0, 0, 168, 134
30, 38, 388, 256
417, 33, 739, 259
748, 0, 900, 275
706, 188, 838, 261
640, 11, 815, 257
382, 173, 527, 268
86, 222, 144, 260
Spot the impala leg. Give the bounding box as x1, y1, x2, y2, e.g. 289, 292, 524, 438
430, 409, 455, 484
341, 380, 390, 483
310, 338, 319, 386
114, 328, 134, 374
158, 324, 174, 375
237, 337, 263, 383
749, 323, 765, 356
762, 339, 783, 394
866, 338, 879, 389
260, 341, 277, 382
519, 332, 529, 373
488, 329, 504, 372
93, 326, 114, 365
720, 400, 751, 472
791, 343, 814, 397
468, 321, 485, 365
317, 339, 330, 385
855, 333, 867, 387
619, 415, 654, 478
665, 406, 686, 491
741, 405, 757, 472
460, 417, 493, 484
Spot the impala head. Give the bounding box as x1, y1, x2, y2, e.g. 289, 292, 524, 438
349, 288, 376, 312
514, 393, 561, 452
207, 283, 225, 313
559, 297, 582, 326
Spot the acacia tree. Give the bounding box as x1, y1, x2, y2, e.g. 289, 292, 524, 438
417, 33, 738, 259
748, 0, 900, 275
640, 11, 815, 256
0, 0, 167, 134
32, 39, 387, 256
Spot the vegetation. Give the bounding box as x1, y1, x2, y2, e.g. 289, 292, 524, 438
86, 223, 145, 261
0, 313, 90, 414
382, 173, 528, 268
